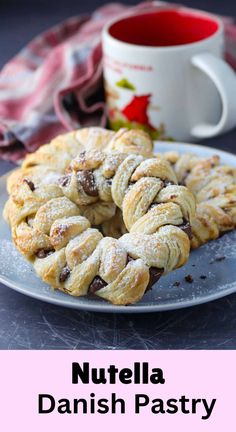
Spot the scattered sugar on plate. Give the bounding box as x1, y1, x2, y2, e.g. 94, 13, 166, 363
0, 239, 32, 278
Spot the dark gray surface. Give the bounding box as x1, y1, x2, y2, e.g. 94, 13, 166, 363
1, 0, 236, 349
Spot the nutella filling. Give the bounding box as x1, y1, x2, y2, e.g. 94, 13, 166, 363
59, 266, 71, 283
179, 220, 192, 239
127, 256, 163, 292
88, 258, 164, 296
36, 249, 55, 259
88, 276, 107, 294
146, 267, 164, 292
23, 178, 35, 191
78, 170, 99, 197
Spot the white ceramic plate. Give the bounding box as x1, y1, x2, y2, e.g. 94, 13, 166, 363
0, 141, 236, 313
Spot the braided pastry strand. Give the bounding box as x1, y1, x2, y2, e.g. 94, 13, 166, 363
7, 127, 153, 194
163, 151, 236, 248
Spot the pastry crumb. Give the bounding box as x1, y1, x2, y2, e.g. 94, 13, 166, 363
185, 274, 193, 283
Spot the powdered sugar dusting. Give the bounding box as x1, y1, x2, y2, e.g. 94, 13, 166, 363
41, 172, 61, 185
0, 239, 32, 278
203, 229, 236, 259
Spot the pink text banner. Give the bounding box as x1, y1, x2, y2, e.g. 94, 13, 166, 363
0, 350, 235, 431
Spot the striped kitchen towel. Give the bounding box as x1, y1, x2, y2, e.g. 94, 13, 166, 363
0, 2, 236, 161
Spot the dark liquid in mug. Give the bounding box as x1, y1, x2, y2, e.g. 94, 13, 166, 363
109, 10, 219, 47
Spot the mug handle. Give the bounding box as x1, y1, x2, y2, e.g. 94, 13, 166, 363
190, 52, 236, 138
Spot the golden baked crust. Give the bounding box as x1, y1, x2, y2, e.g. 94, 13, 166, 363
7, 128, 114, 194
163, 151, 236, 248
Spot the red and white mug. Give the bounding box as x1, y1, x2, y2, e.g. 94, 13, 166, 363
102, 6, 236, 141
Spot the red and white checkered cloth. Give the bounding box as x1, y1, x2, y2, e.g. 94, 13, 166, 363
0, 2, 236, 161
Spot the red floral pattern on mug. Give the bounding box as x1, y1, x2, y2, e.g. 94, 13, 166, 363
122, 94, 156, 130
